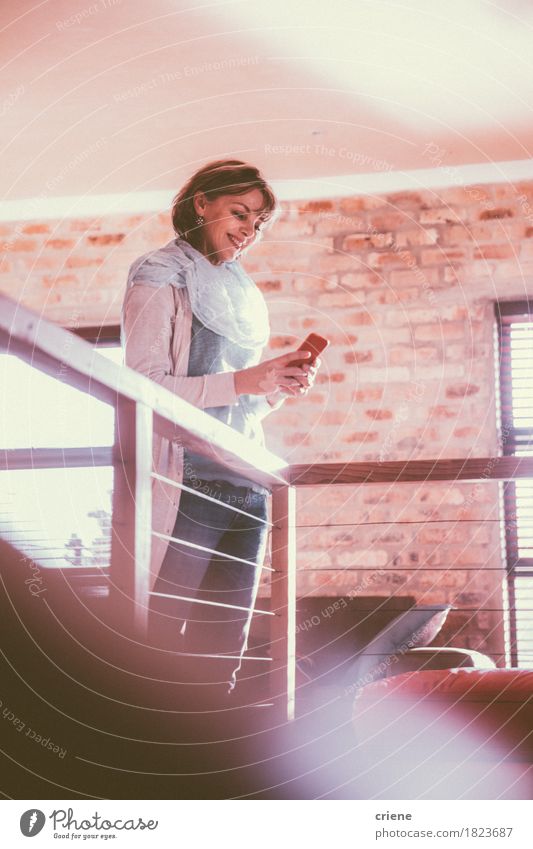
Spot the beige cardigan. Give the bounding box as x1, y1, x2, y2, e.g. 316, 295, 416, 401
121, 282, 279, 588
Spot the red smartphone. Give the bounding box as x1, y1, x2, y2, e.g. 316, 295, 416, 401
288, 333, 330, 366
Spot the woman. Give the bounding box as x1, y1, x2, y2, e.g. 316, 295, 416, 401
122, 160, 320, 706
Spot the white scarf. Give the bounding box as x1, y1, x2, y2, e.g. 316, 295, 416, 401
126, 237, 270, 350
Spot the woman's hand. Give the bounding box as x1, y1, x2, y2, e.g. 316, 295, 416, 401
235, 349, 320, 397
289, 356, 321, 397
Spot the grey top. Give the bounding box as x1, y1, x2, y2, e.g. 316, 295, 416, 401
183, 312, 270, 495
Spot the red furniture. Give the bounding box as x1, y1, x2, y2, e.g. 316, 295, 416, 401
353, 668, 533, 761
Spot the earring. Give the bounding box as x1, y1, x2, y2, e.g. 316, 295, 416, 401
196, 215, 204, 225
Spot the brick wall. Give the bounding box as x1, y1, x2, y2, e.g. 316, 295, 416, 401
3, 179, 533, 663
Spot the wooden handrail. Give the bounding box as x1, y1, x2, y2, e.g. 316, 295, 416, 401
0, 294, 288, 489
288, 456, 533, 486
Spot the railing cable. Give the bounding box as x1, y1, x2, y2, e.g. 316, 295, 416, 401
149, 590, 275, 616
152, 531, 275, 572
151, 472, 273, 526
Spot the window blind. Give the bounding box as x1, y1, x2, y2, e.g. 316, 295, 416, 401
495, 301, 533, 667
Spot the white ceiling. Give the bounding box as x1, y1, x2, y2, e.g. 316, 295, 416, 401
2, 0, 533, 211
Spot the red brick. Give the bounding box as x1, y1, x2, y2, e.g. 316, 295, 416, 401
446, 383, 480, 398
307, 237, 336, 253
359, 366, 411, 382
417, 527, 452, 544
22, 255, 58, 270
298, 316, 320, 329
342, 431, 380, 443
479, 207, 514, 220
368, 287, 420, 305
125, 214, 147, 228
326, 332, 359, 345
354, 387, 384, 402
307, 394, 331, 406
270, 335, 294, 349
321, 410, 348, 425
22, 223, 51, 235
440, 224, 475, 244
298, 199, 335, 215
520, 241, 533, 260
45, 238, 75, 250
448, 307, 474, 323
369, 211, 408, 229
365, 408, 393, 420
454, 426, 481, 438
434, 186, 478, 206
314, 213, 365, 235
316, 254, 358, 272
415, 363, 465, 380
442, 266, 460, 285
473, 244, 516, 260
281, 393, 328, 411
65, 255, 103, 268
269, 219, 314, 239
401, 307, 440, 323
444, 261, 496, 281
445, 343, 470, 360
513, 181, 533, 200
42, 274, 78, 288
386, 191, 427, 207
369, 231, 395, 249
390, 347, 414, 364
341, 270, 383, 288
87, 233, 126, 246
257, 279, 282, 292
68, 219, 101, 232
342, 233, 372, 251
283, 431, 311, 446
336, 548, 388, 568
389, 267, 440, 287
344, 350, 373, 364
337, 198, 366, 213
316, 372, 345, 384
368, 249, 417, 267
293, 275, 336, 293
488, 184, 523, 203
462, 220, 525, 243
430, 405, 459, 419
269, 412, 303, 428
419, 208, 466, 225
394, 228, 438, 247
415, 345, 440, 362
420, 247, 468, 265
340, 196, 385, 214
415, 322, 464, 341
344, 310, 373, 325
317, 292, 361, 308
493, 259, 533, 278
8, 239, 38, 251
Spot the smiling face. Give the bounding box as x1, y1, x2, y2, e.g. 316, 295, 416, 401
192, 187, 269, 265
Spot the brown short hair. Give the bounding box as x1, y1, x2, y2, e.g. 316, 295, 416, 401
171, 159, 279, 248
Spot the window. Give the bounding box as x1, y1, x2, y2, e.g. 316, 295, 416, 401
0, 326, 121, 571
495, 301, 533, 667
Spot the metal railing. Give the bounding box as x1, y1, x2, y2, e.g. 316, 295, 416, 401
2, 293, 533, 720
0, 294, 297, 719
